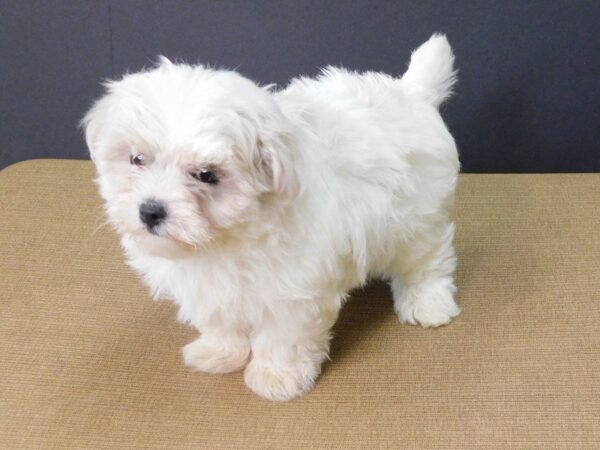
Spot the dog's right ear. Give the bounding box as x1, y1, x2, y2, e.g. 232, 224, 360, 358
80, 99, 106, 162
81, 80, 121, 162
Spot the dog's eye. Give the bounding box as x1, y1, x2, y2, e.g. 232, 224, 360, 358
130, 154, 145, 166
192, 169, 219, 184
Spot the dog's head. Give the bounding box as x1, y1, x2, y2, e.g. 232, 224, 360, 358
83, 59, 301, 257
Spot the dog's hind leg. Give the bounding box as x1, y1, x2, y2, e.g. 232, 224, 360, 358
388, 220, 460, 327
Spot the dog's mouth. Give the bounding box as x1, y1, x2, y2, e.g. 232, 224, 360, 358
110, 207, 212, 258
131, 230, 198, 259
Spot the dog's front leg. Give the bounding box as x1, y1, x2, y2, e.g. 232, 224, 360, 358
244, 302, 338, 401
182, 326, 251, 374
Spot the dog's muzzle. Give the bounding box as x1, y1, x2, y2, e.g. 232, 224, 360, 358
139, 199, 167, 231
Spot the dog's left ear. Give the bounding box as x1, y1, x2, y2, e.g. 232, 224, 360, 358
239, 106, 302, 201
253, 134, 301, 202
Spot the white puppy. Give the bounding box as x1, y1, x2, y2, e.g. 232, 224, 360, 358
83, 34, 460, 401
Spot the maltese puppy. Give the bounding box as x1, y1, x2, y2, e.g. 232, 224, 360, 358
83, 34, 460, 401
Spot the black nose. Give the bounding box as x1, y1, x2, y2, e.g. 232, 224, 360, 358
139, 200, 167, 229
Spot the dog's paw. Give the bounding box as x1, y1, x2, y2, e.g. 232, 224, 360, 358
244, 360, 317, 402
182, 334, 250, 374
394, 279, 460, 328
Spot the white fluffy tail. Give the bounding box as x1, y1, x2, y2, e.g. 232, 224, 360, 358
402, 34, 457, 108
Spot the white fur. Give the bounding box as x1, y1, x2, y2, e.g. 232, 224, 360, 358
83, 34, 461, 401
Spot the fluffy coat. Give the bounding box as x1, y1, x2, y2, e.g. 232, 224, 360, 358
83, 34, 461, 401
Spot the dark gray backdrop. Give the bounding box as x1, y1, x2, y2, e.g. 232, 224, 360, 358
1, 0, 598, 172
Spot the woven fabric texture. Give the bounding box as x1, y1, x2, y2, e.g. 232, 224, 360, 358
1, 160, 599, 449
